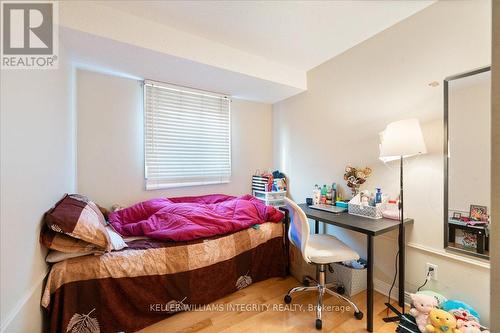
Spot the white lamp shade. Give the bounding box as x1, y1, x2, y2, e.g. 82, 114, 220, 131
379, 118, 427, 161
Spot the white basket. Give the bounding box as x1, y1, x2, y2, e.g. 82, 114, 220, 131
290, 245, 365, 296
348, 194, 384, 219
332, 263, 367, 297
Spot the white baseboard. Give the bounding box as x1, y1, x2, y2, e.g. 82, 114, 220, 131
0, 271, 47, 333
373, 278, 411, 306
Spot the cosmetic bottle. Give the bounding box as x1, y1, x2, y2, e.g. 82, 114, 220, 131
332, 183, 337, 206
375, 188, 382, 204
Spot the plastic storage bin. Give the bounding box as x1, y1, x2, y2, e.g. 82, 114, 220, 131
252, 190, 286, 207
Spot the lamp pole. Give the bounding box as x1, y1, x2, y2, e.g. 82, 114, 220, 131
383, 156, 407, 322
398, 156, 405, 311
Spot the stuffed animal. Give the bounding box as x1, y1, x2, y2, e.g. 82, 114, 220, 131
417, 290, 447, 307
441, 300, 480, 322
426, 308, 460, 333
456, 319, 489, 333
111, 204, 126, 212
410, 293, 438, 332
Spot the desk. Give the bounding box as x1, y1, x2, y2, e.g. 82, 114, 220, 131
448, 220, 489, 255
290, 204, 414, 332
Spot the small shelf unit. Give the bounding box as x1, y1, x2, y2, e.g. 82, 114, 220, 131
252, 190, 286, 207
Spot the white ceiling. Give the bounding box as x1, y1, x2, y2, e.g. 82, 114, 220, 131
100, 0, 434, 71
62, 28, 304, 103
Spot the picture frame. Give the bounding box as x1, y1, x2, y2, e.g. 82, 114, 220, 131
469, 204, 487, 221
452, 212, 462, 220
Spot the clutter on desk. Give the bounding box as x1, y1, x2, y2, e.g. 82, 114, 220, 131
382, 200, 400, 220
335, 201, 349, 209
348, 190, 385, 219
312, 183, 338, 205
343, 165, 372, 197
397, 286, 490, 333
344, 187, 404, 220
252, 170, 287, 207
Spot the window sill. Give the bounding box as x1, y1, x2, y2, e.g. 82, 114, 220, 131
146, 180, 230, 190
407, 241, 490, 269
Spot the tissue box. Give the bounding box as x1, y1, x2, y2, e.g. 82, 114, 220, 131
348, 194, 384, 219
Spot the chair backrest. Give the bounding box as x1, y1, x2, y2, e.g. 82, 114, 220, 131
284, 198, 311, 263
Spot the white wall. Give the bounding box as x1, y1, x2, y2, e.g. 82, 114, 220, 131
448, 71, 491, 213
76, 69, 273, 208
0, 47, 75, 332
273, 0, 491, 324
490, 0, 500, 329
60, 1, 306, 92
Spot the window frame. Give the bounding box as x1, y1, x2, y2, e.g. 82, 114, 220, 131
143, 80, 232, 190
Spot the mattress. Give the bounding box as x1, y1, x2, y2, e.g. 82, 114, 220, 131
42, 221, 286, 333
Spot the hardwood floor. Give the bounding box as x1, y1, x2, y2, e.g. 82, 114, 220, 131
138, 277, 398, 333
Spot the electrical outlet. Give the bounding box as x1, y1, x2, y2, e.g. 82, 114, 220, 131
425, 263, 438, 281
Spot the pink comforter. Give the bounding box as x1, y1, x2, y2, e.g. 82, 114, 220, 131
109, 194, 284, 241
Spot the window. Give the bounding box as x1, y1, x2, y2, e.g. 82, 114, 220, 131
144, 80, 231, 189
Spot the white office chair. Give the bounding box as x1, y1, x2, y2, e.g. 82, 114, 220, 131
283, 198, 363, 330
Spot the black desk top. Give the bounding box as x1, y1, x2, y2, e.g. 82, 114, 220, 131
298, 203, 414, 236
448, 219, 488, 230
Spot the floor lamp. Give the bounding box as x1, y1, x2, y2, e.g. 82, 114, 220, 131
379, 119, 427, 320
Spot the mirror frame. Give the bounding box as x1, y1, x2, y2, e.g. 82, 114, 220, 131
443, 66, 491, 260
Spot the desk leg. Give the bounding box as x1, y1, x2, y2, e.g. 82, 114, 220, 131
367, 234, 374, 332
477, 231, 485, 254
314, 219, 320, 281
449, 225, 456, 245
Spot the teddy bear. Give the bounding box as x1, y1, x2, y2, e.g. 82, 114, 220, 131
426, 308, 461, 333
456, 319, 489, 333
442, 300, 480, 323
410, 293, 438, 332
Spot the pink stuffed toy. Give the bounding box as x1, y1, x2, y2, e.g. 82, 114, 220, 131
456, 320, 489, 333
410, 293, 438, 333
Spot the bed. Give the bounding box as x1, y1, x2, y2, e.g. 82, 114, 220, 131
40, 194, 286, 333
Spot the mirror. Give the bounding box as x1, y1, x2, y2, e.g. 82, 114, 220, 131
444, 67, 491, 259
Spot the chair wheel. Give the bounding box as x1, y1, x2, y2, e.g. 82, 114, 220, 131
284, 294, 292, 304
354, 311, 363, 320
336, 286, 345, 295
315, 319, 322, 330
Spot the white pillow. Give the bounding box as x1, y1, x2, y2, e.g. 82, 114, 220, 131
106, 225, 128, 251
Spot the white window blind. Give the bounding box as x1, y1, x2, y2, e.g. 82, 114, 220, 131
144, 80, 231, 189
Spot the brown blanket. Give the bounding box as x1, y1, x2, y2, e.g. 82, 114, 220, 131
42, 222, 286, 333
